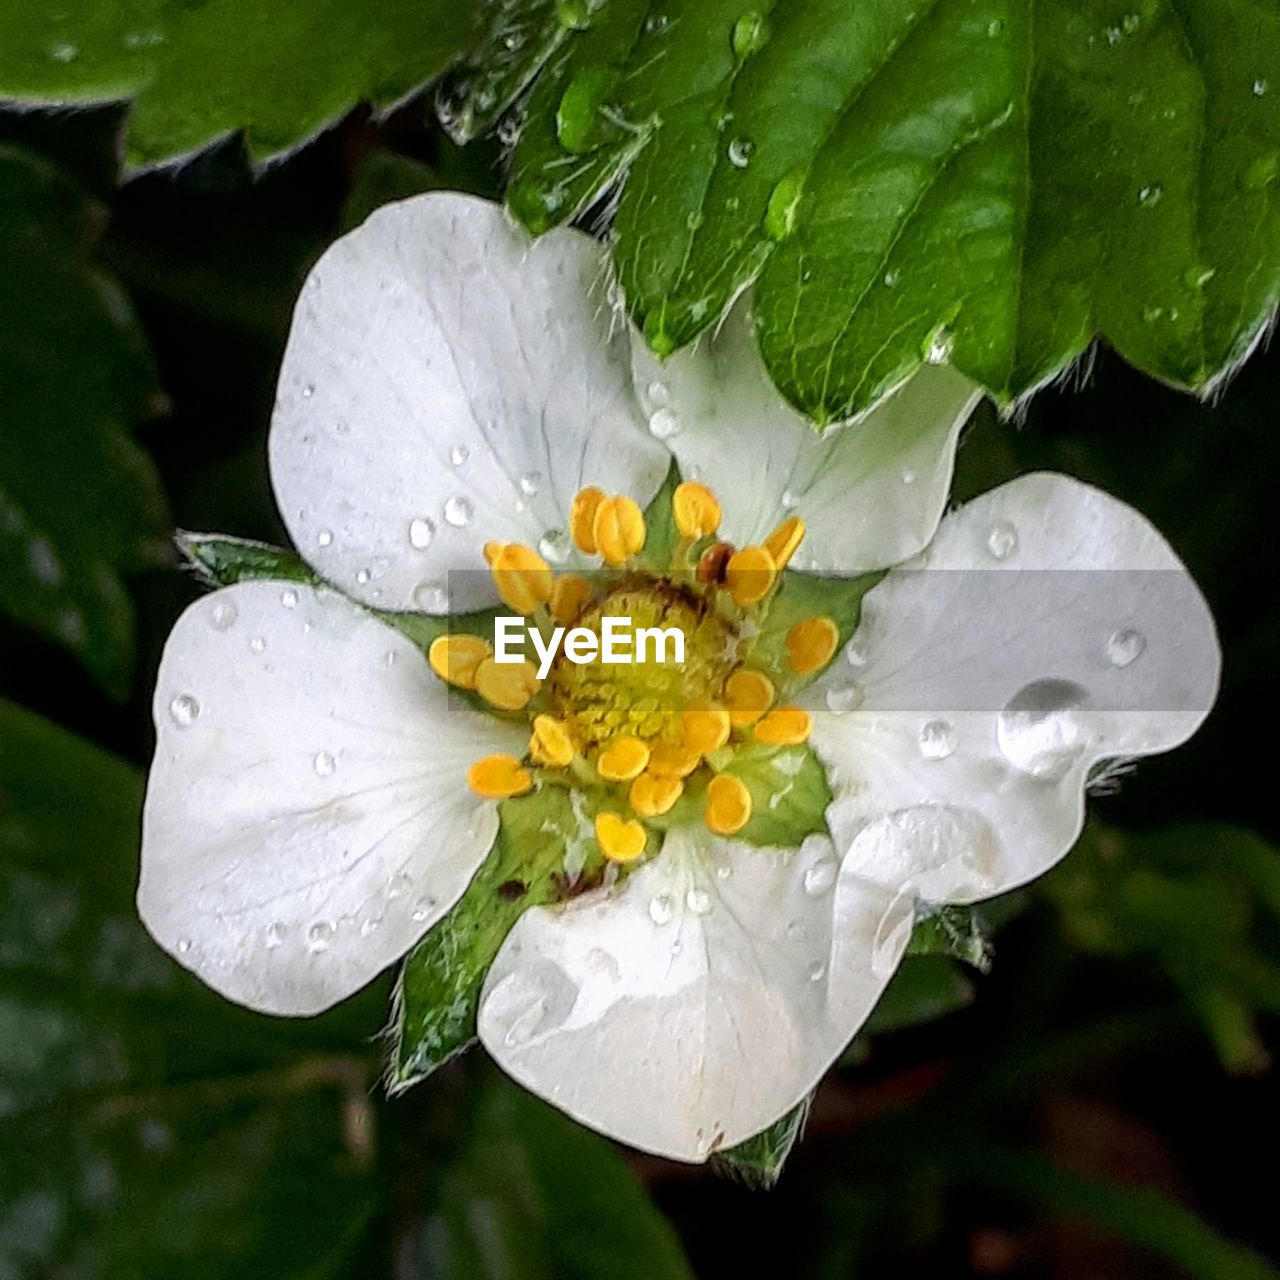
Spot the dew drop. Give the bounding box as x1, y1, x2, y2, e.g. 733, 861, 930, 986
1138, 182, 1164, 207
168, 694, 200, 727
359, 916, 381, 937
807, 959, 827, 982
987, 17, 1004, 35
648, 893, 674, 925
883, 268, 900, 287
387, 872, 412, 900
1254, 77, 1270, 97
307, 921, 335, 952
918, 718, 957, 760
900, 466, 917, 485
313, 751, 336, 777
923, 326, 954, 364
355, 568, 371, 586
985, 519, 1018, 560
781, 488, 799, 509
686, 887, 712, 916
825, 681, 864, 715
249, 636, 267, 654
1184, 265, 1216, 289
301, 383, 315, 398
539, 529, 570, 563
518, 471, 541, 497
413, 580, 448, 611
410, 896, 437, 923
647, 380, 670, 406
316, 529, 333, 548
1243, 151, 1279, 190
264, 921, 288, 949
727, 136, 755, 168
280, 588, 299, 609
208, 600, 238, 631
648, 407, 681, 439
845, 639, 868, 668
1106, 627, 1146, 667
409, 516, 436, 549
803, 857, 837, 896
49, 41, 78, 62
450, 444, 470, 466
997, 678, 1089, 780
176, 937, 192, 954
443, 495, 473, 527
731, 10, 771, 58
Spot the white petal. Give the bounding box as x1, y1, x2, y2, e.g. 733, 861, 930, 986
139, 582, 522, 1015
477, 829, 912, 1162
632, 296, 981, 571
804, 473, 1221, 900
269, 193, 669, 611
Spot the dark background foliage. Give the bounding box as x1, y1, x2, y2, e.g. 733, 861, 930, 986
1, 93, 1277, 1279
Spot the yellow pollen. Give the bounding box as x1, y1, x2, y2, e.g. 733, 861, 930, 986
529, 714, 575, 768
595, 811, 648, 862
647, 741, 702, 778
681, 699, 731, 754
764, 515, 805, 570
673, 481, 722, 540
475, 657, 540, 712
428, 634, 492, 690
490, 543, 553, 615
754, 706, 813, 746
724, 668, 775, 727
467, 754, 533, 798
549, 573, 594, 624
629, 771, 683, 817
593, 494, 646, 566
725, 545, 777, 607
786, 615, 839, 675
706, 773, 752, 835
697, 541, 735, 586
570, 486, 606, 554
597, 735, 651, 782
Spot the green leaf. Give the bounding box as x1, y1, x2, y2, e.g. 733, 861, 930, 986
906, 904, 993, 973
507, 0, 1280, 415
711, 1094, 811, 1189
715, 743, 831, 849
0, 145, 168, 697
0, 1, 485, 170
864, 954, 975, 1035
390, 787, 601, 1089
408, 1070, 693, 1280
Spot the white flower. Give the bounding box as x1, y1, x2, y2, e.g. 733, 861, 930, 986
138, 193, 1220, 1163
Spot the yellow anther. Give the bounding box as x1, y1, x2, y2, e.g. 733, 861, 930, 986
467, 754, 533, 798
570, 486, 606, 554
490, 543, 553, 615
754, 706, 813, 746
681, 699, 731, 755
474, 657, 540, 712
724, 544, 777, 607
696, 541, 735, 586
629, 771, 683, 818
724, 668, 776, 728
529, 715, 575, 768
595, 811, 648, 862
593, 494, 646, 566
597, 735, 651, 782
647, 741, 703, 779
428, 634, 492, 690
673, 481, 722, 540
706, 773, 752, 835
549, 573, 594, 624
764, 515, 805, 571
483, 540, 505, 566
785, 615, 840, 675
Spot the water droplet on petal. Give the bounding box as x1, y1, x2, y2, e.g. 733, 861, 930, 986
264, 921, 288, 949
409, 517, 436, 550
317, 529, 334, 548
781, 489, 799, 509
307, 921, 335, 952
648, 407, 681, 439
209, 600, 238, 631
413, 580, 448, 611
280, 588, 299, 609
443, 496, 473, 527
900, 467, 917, 485
518, 471, 541, 497
825, 681, 864, 715
450, 444, 470, 466
985, 519, 1018, 560
686, 887, 712, 915
410, 896, 438, 923
647, 380, 670, 406
355, 568, 371, 585
997, 678, 1089, 780
168, 694, 200, 727
387, 873, 412, 900
845, 639, 868, 668
803, 857, 837, 896
1106, 627, 1146, 667
918, 718, 957, 760
807, 959, 827, 982
176, 937, 193, 954
359, 916, 381, 937
648, 893, 674, 925
249, 636, 267, 654
539, 529, 570, 563
313, 751, 336, 776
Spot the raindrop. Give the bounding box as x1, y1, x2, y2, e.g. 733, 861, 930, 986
249, 636, 267, 654
355, 568, 371, 585
807, 959, 827, 982
731, 11, 771, 58
450, 444, 470, 466
48, 42, 78, 62
387, 872, 412, 900
923, 326, 954, 364
264, 921, 288, 949
307, 921, 335, 952
986, 17, 1004, 35
413, 580, 448, 611
781, 488, 799, 509
1243, 151, 1279, 190
918, 718, 957, 760
1254, 78, 1269, 97
727, 136, 755, 168
1142, 304, 1166, 324
1106, 627, 1146, 667
443, 495, 473, 527
647, 380, 670, 406
359, 916, 381, 937
803, 857, 837, 896
1138, 182, 1164, 207
648, 407, 681, 439
997, 678, 1089, 780
845, 639, 868, 668
825, 681, 864, 715
539, 529, 570, 563
168, 694, 200, 727
409, 517, 436, 549
316, 529, 334, 548
1184, 265, 1216, 289
301, 383, 315, 398
686, 888, 712, 916
900, 467, 917, 485
883, 268, 900, 287
209, 600, 238, 631
280, 588, 299, 609
410, 896, 437, 923
518, 471, 541, 497
645, 12, 669, 34
313, 751, 336, 777
985, 519, 1018, 560
648, 893, 674, 925
176, 937, 193, 954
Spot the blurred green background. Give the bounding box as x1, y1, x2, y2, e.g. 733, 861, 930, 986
1, 97, 1278, 1280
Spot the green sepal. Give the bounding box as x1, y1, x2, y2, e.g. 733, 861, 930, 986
864, 954, 975, 1035
636, 459, 682, 572
715, 743, 831, 849
907, 903, 993, 973
711, 1094, 812, 1189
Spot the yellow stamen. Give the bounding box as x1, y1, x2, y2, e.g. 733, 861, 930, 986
595, 811, 648, 862
764, 515, 805, 571
593, 494, 646, 566
724, 545, 777, 607
474, 657, 540, 711
597, 735, 651, 782
673, 481, 722, 540
785, 615, 839, 675
549, 573, 594, 624
529, 714, 575, 768
724, 668, 775, 728
467, 754, 533, 798
696, 541, 734, 586
647, 741, 703, 779
570, 485, 606, 554
483, 540, 505, 566
706, 773, 752, 835
681, 699, 731, 754
754, 706, 813, 746
490, 543, 553, 615
629, 771, 684, 818
428, 634, 492, 690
